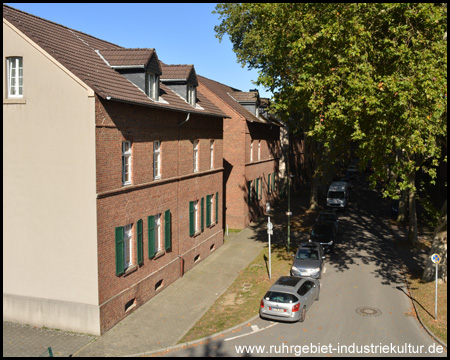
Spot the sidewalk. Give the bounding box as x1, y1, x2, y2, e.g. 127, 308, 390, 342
3, 221, 266, 357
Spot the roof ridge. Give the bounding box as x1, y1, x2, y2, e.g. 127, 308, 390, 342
99, 47, 156, 51
197, 74, 241, 93
3, 4, 123, 50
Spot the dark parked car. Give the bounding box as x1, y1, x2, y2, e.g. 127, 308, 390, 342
260, 276, 320, 322
310, 221, 337, 253
316, 209, 339, 234
290, 242, 325, 279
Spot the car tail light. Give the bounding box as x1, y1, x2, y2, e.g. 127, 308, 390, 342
260, 299, 265, 308
292, 303, 300, 312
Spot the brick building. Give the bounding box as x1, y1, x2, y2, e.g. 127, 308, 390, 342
198, 76, 282, 229
3, 5, 226, 335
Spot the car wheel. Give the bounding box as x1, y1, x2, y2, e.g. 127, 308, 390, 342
299, 307, 306, 322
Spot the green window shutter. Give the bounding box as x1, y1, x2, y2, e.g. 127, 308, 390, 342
272, 172, 275, 191
115, 227, 124, 276
255, 178, 259, 200
189, 201, 195, 236
137, 219, 143, 266
247, 181, 252, 203
201, 197, 204, 231
215, 192, 218, 224
164, 210, 171, 250
206, 195, 211, 227
148, 216, 155, 259
259, 177, 262, 199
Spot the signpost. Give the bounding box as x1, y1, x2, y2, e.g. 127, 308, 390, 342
267, 217, 273, 279
431, 253, 441, 320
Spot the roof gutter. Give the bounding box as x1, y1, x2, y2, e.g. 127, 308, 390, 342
103, 95, 229, 119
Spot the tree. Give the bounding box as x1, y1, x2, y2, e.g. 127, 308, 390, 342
214, 3, 447, 243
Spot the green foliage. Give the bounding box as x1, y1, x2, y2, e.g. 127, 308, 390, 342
214, 3, 447, 198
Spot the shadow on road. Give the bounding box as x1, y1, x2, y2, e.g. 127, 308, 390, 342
245, 174, 413, 288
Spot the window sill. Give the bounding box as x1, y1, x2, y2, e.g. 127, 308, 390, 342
123, 265, 138, 277
3, 98, 26, 104
153, 250, 165, 260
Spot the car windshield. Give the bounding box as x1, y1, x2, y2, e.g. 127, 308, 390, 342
328, 191, 345, 199
312, 225, 333, 237
264, 291, 299, 304
296, 249, 319, 260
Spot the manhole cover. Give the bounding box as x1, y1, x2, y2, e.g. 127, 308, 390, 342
356, 307, 382, 317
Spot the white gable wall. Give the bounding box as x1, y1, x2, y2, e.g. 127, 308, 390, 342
3, 20, 100, 334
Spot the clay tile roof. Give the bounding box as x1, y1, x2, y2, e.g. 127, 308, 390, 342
3, 4, 225, 118
231, 91, 259, 103
160, 63, 193, 80
99, 48, 156, 68
198, 75, 278, 125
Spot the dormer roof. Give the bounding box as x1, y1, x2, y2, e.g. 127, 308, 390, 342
98, 48, 162, 72
160, 63, 198, 86
231, 91, 259, 104
3, 4, 225, 118
198, 75, 281, 126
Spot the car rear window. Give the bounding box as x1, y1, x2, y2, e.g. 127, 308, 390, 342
264, 291, 299, 304
319, 213, 336, 221
312, 225, 333, 236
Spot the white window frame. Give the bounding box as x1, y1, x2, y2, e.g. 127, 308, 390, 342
122, 141, 132, 185
193, 140, 199, 172
258, 140, 261, 161
250, 141, 253, 162
147, 73, 159, 100
194, 200, 199, 232
154, 214, 162, 253
7, 57, 23, 98
187, 84, 196, 106
153, 140, 161, 180
210, 140, 214, 169
210, 195, 214, 225
124, 224, 133, 269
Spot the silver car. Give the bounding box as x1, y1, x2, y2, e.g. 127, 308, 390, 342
260, 276, 320, 322
290, 242, 325, 279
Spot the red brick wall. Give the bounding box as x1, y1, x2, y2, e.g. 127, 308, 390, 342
197, 83, 281, 230
95, 96, 223, 333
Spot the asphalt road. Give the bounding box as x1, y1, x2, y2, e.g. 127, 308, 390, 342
158, 176, 446, 357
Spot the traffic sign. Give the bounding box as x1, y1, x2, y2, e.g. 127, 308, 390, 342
431, 253, 441, 264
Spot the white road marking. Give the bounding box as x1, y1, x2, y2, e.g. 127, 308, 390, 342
224, 322, 278, 342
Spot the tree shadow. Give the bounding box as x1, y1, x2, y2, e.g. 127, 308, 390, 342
244, 174, 420, 288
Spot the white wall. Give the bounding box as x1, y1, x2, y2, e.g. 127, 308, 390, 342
3, 20, 100, 334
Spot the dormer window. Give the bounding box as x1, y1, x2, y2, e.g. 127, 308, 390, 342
146, 73, 159, 100
187, 84, 196, 106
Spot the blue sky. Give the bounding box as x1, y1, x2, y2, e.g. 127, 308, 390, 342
6, 3, 272, 98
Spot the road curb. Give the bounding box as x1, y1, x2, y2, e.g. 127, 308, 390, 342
387, 220, 447, 350
124, 314, 261, 357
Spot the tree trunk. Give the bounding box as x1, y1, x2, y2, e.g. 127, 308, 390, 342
407, 172, 418, 244
309, 175, 319, 210
396, 189, 408, 224
422, 200, 447, 283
